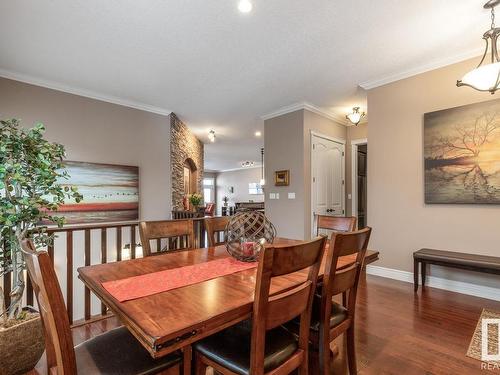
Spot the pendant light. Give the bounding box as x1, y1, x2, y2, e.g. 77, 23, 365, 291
259, 148, 265, 186
457, 0, 500, 94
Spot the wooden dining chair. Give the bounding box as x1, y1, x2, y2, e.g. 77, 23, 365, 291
314, 215, 357, 235
204, 216, 230, 247
139, 219, 195, 256
193, 236, 327, 375
311, 227, 371, 375
22, 239, 184, 375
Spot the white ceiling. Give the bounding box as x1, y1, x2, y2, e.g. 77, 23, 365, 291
0, 0, 488, 171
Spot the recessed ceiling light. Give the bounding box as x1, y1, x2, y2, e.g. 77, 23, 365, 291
241, 161, 255, 168
208, 129, 216, 143
255, 131, 262, 137
238, 0, 253, 13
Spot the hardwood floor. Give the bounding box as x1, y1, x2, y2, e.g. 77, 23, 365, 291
33, 274, 500, 374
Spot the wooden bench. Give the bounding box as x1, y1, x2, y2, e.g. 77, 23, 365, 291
413, 248, 500, 292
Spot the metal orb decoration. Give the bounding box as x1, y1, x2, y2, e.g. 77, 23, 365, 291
224, 210, 277, 262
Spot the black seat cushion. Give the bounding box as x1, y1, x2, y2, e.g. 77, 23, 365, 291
286, 294, 348, 334
193, 320, 298, 375
75, 326, 182, 375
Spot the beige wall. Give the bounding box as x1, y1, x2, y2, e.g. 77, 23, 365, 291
264, 109, 347, 239
0, 77, 172, 220
265, 110, 305, 239
215, 167, 264, 215
345, 123, 368, 216
368, 57, 500, 288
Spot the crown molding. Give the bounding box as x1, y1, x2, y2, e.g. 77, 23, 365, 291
359, 47, 484, 90
261, 102, 346, 126
0, 68, 172, 116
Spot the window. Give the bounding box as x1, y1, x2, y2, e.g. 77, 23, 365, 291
249, 183, 263, 195
203, 178, 215, 203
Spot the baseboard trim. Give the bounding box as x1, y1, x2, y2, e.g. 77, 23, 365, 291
365, 265, 500, 301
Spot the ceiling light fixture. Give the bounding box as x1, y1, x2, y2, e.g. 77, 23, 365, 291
238, 0, 253, 13
346, 107, 365, 126
255, 131, 262, 137
457, 0, 500, 94
208, 129, 216, 143
241, 161, 255, 168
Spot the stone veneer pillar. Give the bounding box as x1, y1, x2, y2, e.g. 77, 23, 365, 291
170, 113, 204, 210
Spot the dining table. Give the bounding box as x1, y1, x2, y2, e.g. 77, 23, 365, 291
77, 238, 379, 368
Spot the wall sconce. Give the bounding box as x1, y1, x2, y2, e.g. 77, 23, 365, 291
208, 130, 216, 143
346, 107, 366, 126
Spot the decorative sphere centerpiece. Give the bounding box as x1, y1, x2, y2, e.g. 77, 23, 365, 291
224, 210, 276, 262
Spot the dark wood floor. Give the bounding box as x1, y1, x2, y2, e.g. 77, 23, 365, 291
33, 274, 500, 374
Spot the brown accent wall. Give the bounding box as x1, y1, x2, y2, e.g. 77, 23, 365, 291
170, 113, 204, 210
0, 77, 172, 220
368, 57, 499, 288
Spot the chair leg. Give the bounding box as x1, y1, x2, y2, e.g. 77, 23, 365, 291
194, 353, 208, 375
318, 337, 331, 375
346, 327, 357, 375
298, 349, 308, 375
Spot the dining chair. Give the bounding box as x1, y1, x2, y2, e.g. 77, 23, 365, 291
204, 216, 230, 247
193, 236, 327, 375
22, 239, 185, 375
204, 203, 215, 217
314, 215, 357, 235
139, 219, 195, 256
310, 227, 371, 375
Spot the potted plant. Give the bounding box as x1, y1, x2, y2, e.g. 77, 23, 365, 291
0, 119, 82, 374
188, 193, 203, 213
222, 196, 229, 207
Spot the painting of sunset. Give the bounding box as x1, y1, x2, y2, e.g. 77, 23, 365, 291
424, 99, 500, 204
55, 161, 139, 224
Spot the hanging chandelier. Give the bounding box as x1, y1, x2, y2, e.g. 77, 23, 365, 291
260, 148, 265, 186
457, 0, 500, 94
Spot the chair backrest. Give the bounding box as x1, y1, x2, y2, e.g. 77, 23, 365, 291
320, 227, 372, 324
204, 216, 230, 247
22, 240, 77, 374
315, 215, 357, 235
139, 219, 195, 256
250, 236, 326, 374
204, 203, 215, 216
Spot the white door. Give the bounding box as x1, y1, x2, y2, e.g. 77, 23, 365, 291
312, 134, 345, 221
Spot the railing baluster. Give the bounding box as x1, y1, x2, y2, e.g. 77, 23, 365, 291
48, 244, 54, 265
116, 227, 122, 261
26, 273, 34, 307
131, 226, 136, 259
157, 238, 161, 253
3, 272, 11, 311
66, 231, 73, 324
84, 229, 91, 321
101, 229, 107, 316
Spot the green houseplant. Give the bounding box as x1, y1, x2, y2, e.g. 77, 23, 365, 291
188, 192, 203, 212
0, 118, 82, 374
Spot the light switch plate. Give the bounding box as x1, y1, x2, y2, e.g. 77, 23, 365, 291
348, 193, 352, 200
269, 193, 276, 199
275, 193, 279, 199
288, 192, 296, 199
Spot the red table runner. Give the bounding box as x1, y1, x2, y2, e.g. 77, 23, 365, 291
102, 257, 258, 302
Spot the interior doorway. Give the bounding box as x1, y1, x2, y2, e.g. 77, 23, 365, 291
311, 132, 346, 235
351, 139, 368, 229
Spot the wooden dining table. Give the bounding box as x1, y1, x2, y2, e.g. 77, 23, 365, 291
77, 238, 379, 364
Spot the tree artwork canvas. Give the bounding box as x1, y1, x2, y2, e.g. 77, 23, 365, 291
424, 99, 500, 204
